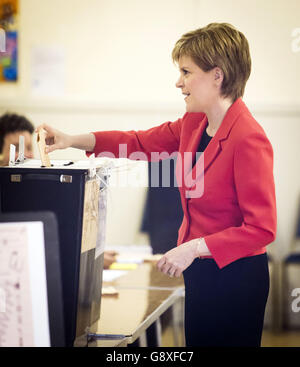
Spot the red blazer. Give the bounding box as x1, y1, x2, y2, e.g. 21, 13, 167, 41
90, 98, 277, 268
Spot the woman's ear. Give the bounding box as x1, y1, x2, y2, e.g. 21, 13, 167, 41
214, 67, 223, 82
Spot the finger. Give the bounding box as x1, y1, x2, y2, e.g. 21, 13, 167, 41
168, 267, 176, 277
161, 263, 172, 275
156, 256, 166, 270
107, 259, 114, 266
45, 136, 55, 145
105, 255, 115, 261
35, 124, 46, 133
106, 250, 118, 256
41, 123, 55, 135
46, 144, 59, 154
35, 124, 44, 133
36, 124, 55, 141
160, 260, 171, 274
157, 260, 169, 274
174, 268, 183, 278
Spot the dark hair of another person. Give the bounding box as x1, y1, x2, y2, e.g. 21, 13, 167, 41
0, 113, 34, 152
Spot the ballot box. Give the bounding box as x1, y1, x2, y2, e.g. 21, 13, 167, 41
0, 159, 111, 346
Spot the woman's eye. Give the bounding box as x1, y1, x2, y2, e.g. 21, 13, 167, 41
183, 69, 189, 75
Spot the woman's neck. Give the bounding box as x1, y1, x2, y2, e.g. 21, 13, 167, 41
205, 98, 233, 137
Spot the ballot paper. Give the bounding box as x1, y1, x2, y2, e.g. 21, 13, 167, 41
0, 222, 50, 347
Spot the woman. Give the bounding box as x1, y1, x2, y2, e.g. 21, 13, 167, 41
38, 23, 276, 347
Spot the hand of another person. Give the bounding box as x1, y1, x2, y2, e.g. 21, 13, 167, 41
35, 124, 72, 154
103, 250, 118, 269
156, 238, 211, 278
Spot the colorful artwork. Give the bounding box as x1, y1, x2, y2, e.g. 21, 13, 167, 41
0, 0, 18, 82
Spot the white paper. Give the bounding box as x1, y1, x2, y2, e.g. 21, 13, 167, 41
102, 270, 127, 282
0, 222, 50, 347
116, 256, 143, 265
31, 46, 65, 97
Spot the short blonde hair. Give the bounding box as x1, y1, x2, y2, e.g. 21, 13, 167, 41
172, 23, 251, 102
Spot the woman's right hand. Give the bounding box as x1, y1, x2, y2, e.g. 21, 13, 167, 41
35, 124, 72, 154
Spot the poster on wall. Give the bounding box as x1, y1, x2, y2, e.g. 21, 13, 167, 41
0, 0, 18, 82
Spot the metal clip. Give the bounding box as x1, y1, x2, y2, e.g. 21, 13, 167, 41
9, 144, 16, 166
10, 174, 22, 183
17, 135, 25, 163
60, 175, 73, 183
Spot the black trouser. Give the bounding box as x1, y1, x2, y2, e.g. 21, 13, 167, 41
183, 253, 269, 347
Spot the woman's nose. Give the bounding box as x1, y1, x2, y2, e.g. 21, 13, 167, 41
176, 76, 183, 89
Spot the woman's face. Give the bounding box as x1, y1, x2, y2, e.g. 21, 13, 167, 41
176, 55, 221, 113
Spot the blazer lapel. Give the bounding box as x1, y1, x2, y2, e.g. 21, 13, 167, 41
184, 98, 249, 187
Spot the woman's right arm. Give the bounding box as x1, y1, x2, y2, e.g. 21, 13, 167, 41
90, 117, 183, 160
36, 124, 96, 153
37, 116, 184, 159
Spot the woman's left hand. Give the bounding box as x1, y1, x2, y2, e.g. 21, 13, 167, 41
156, 239, 199, 278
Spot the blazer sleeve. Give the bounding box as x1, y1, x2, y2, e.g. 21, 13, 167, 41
86, 116, 184, 161
204, 132, 277, 269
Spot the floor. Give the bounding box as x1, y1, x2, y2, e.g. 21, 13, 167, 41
261, 329, 300, 347
161, 327, 300, 347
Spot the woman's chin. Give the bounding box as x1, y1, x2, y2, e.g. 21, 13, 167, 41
186, 104, 204, 113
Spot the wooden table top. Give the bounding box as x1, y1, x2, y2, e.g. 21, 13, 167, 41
92, 287, 183, 343
105, 262, 184, 289
88, 260, 185, 345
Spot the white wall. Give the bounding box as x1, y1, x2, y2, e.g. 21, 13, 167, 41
195, 0, 300, 106
0, 0, 299, 258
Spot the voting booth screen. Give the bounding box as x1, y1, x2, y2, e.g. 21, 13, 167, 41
0, 212, 65, 347
0, 166, 106, 346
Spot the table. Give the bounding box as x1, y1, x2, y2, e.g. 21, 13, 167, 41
109, 262, 184, 289
89, 261, 185, 346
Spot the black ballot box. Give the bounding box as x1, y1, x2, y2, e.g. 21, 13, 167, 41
0, 159, 110, 346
